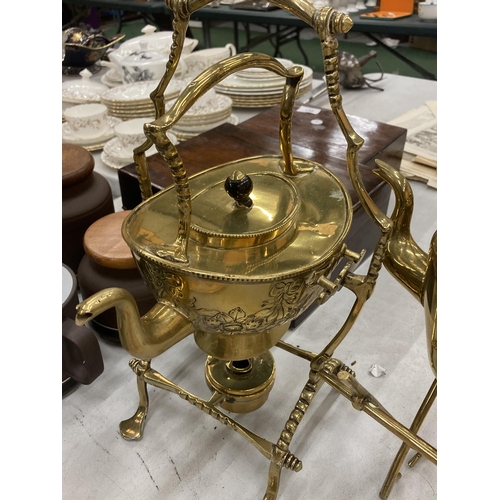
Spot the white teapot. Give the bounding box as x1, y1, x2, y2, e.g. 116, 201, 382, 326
104, 25, 199, 83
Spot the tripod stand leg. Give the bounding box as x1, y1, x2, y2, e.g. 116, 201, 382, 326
119, 359, 151, 441
379, 379, 437, 499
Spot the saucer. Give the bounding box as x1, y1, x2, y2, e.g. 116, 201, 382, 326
100, 145, 164, 169
103, 137, 147, 161
62, 116, 122, 150
101, 149, 131, 169
104, 133, 178, 161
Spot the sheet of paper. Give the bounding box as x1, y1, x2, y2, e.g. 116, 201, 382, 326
400, 158, 437, 189
389, 103, 438, 178
404, 120, 437, 162
426, 100, 437, 118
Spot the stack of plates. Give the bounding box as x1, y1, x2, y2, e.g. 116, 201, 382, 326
100, 78, 183, 119
214, 60, 313, 108
165, 93, 237, 141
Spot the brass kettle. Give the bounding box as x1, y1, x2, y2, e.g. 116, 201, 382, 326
76, 52, 358, 413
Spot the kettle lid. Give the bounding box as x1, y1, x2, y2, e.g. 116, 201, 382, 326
190, 170, 299, 249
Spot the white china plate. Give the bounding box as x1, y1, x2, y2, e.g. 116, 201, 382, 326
62, 96, 101, 105
101, 149, 131, 169
216, 79, 312, 97
228, 84, 312, 108
107, 111, 156, 120
103, 138, 156, 161
62, 116, 122, 147
103, 132, 178, 161
165, 94, 232, 118
101, 140, 175, 169
215, 79, 312, 97
175, 109, 232, 127
173, 114, 238, 134
62, 79, 108, 102
215, 65, 312, 92
236, 58, 294, 79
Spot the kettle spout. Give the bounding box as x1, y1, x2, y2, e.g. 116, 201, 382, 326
373, 160, 430, 304
358, 50, 378, 67
75, 287, 195, 360
372, 160, 437, 376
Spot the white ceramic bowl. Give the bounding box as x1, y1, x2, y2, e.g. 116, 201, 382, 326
418, 2, 437, 22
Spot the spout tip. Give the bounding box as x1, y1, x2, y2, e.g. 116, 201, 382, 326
74, 308, 93, 326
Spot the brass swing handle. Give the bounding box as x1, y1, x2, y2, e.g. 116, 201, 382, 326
134, 0, 353, 202
145, 52, 305, 173
142, 53, 306, 264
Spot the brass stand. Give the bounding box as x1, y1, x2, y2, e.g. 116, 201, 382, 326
116, 330, 436, 500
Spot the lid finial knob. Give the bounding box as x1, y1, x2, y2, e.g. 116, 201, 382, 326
224, 171, 253, 208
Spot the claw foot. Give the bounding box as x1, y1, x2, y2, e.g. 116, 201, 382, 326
119, 406, 147, 440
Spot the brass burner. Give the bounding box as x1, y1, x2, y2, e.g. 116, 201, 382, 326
205, 351, 276, 413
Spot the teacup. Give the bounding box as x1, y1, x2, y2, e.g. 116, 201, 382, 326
418, 2, 437, 22
63, 103, 108, 139
181, 44, 237, 78
114, 117, 150, 156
